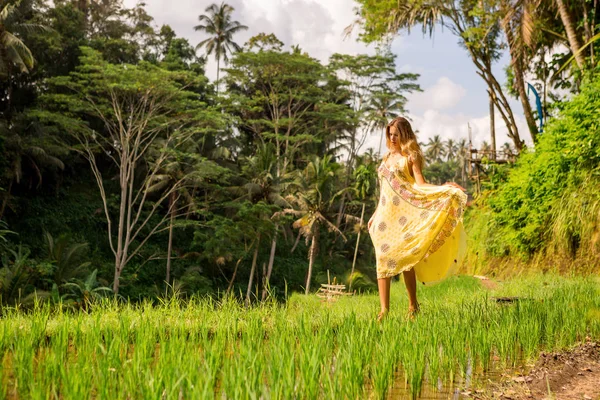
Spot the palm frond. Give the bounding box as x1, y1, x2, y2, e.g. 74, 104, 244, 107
2, 31, 34, 70
315, 212, 347, 242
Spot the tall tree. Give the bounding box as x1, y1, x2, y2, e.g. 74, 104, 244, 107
353, 0, 526, 150
194, 2, 248, 95
500, 0, 539, 143
366, 90, 406, 155
278, 155, 349, 295
445, 138, 457, 161
238, 142, 287, 301
225, 35, 353, 290
425, 135, 445, 163
328, 52, 420, 229
34, 48, 224, 293
329, 52, 420, 170
349, 160, 377, 284
554, 0, 585, 69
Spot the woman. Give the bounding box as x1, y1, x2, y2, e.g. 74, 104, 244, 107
368, 117, 467, 321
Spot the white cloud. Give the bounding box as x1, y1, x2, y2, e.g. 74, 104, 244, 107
409, 77, 467, 112
124, 0, 380, 80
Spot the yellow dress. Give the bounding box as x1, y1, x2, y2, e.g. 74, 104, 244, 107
368, 155, 468, 283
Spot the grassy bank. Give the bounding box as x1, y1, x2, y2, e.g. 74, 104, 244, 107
2, 275, 600, 399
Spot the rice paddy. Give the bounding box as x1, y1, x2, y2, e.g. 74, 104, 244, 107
2, 274, 600, 399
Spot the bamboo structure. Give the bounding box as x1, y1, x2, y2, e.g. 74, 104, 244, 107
467, 125, 517, 195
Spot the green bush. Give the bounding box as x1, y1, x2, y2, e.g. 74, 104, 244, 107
467, 71, 600, 265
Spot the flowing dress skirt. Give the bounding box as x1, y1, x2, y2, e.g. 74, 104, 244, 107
368, 157, 468, 284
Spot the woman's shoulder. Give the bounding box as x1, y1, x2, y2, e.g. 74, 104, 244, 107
383, 152, 411, 161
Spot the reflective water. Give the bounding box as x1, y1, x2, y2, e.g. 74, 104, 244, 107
384, 357, 525, 399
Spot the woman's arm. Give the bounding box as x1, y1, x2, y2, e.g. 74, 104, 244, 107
410, 156, 436, 187
411, 156, 466, 191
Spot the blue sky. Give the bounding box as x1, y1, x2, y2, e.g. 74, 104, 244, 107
124, 0, 531, 151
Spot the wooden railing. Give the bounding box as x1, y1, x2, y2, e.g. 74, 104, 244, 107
469, 149, 516, 164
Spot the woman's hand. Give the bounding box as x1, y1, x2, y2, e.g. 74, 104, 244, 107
443, 181, 467, 192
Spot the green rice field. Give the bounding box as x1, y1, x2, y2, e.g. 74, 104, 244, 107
2, 275, 600, 399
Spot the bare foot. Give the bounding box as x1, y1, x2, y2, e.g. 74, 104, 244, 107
407, 304, 420, 320
377, 310, 388, 322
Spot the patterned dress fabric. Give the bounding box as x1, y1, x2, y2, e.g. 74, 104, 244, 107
368, 155, 468, 284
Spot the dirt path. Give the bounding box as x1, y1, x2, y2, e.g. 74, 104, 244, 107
473, 275, 498, 290
471, 275, 600, 400
479, 342, 600, 400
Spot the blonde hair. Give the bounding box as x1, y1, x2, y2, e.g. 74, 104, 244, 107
385, 117, 424, 168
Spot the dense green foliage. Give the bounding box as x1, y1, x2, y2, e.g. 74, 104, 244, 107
466, 71, 600, 270
1, 0, 599, 307
0, 0, 425, 304
353, 0, 600, 275
2, 275, 599, 398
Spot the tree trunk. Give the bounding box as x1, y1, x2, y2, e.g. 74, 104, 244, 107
216, 57, 221, 97
165, 191, 176, 287
245, 233, 261, 306
349, 203, 366, 290
305, 233, 317, 295
227, 258, 242, 295
290, 229, 302, 253
261, 224, 278, 301
261, 261, 266, 298
472, 56, 522, 151
76, 0, 88, 15
378, 128, 385, 155
489, 92, 496, 160
449, 10, 521, 152
0, 178, 13, 220
556, 0, 585, 69
504, 23, 539, 143
113, 261, 123, 294
113, 150, 130, 294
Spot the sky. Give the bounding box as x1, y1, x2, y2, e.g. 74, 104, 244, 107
123, 0, 532, 153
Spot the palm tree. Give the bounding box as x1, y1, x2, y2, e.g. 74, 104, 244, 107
146, 144, 206, 287
0, 120, 65, 219
0, 1, 35, 76
499, 0, 539, 143
501, 142, 516, 161
349, 161, 377, 286
554, 0, 584, 69
0, 1, 49, 121
63, 269, 112, 310
194, 2, 248, 95
239, 142, 287, 302
44, 233, 90, 287
425, 135, 445, 163
278, 155, 350, 295
444, 138, 458, 162
365, 91, 405, 155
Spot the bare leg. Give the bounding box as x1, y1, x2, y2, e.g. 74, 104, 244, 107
377, 277, 391, 319
402, 268, 419, 314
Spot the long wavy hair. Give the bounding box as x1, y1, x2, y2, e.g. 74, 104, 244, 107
385, 117, 424, 169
